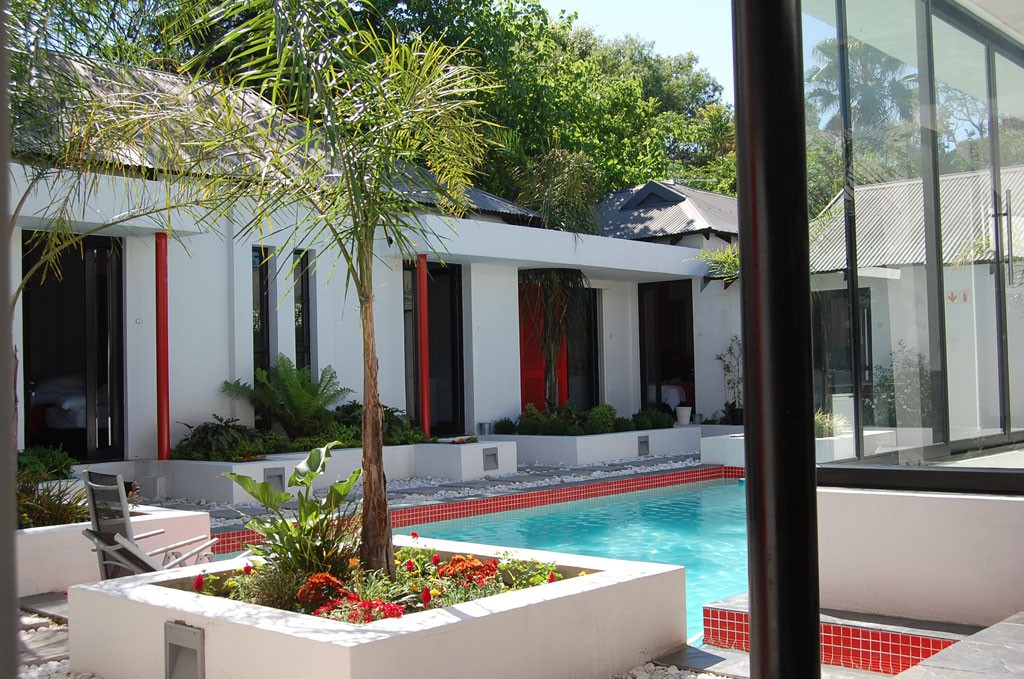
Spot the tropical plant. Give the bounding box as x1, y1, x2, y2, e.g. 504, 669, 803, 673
222, 355, 351, 439
696, 243, 740, 283
17, 468, 88, 528
17, 446, 77, 480
171, 415, 288, 462
332, 401, 430, 446
225, 444, 362, 579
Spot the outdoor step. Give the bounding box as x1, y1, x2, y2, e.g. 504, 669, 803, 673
19, 592, 69, 625
19, 614, 51, 632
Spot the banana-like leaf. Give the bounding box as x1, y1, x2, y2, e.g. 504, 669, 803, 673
288, 442, 341, 488
324, 469, 361, 511
224, 472, 291, 510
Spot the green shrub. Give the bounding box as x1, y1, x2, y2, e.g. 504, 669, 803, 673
331, 401, 429, 445
492, 417, 517, 434
17, 446, 76, 480
612, 416, 635, 432
516, 404, 545, 435
583, 404, 617, 435
171, 415, 287, 462
223, 354, 352, 439
540, 415, 570, 436
291, 421, 361, 452
631, 409, 675, 430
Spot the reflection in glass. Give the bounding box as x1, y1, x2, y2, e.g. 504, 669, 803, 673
932, 19, 1000, 441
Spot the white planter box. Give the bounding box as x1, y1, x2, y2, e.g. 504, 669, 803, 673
484, 427, 700, 466
79, 442, 518, 504
69, 535, 687, 679
699, 424, 744, 438
16, 505, 212, 597
701, 429, 898, 467
414, 441, 516, 479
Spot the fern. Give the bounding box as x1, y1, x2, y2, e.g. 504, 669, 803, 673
223, 354, 352, 438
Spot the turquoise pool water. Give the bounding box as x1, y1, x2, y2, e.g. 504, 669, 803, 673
399, 479, 748, 638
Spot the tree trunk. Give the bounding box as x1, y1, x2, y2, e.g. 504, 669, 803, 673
358, 284, 394, 575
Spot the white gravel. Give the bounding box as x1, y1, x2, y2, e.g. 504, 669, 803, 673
612, 663, 730, 679
145, 453, 704, 529
18, 659, 96, 679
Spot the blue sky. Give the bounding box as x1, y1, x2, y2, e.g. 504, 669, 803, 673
537, 0, 737, 104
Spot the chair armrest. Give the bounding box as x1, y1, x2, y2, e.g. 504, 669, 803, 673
134, 529, 165, 541
163, 537, 219, 569
146, 534, 214, 558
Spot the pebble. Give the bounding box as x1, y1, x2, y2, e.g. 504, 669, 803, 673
18, 658, 96, 679
612, 666, 728, 679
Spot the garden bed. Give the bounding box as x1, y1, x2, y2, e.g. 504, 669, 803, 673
16, 504, 212, 597
78, 442, 516, 503
69, 535, 687, 679
484, 426, 700, 466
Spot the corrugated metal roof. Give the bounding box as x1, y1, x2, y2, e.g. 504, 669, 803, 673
596, 180, 738, 240
810, 165, 1024, 272
17, 52, 538, 223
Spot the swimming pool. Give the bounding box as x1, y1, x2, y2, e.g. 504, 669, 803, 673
398, 478, 748, 638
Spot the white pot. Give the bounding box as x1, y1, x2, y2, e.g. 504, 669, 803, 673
676, 406, 692, 425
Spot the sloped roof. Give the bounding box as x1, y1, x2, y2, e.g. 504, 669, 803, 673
17, 52, 539, 224
596, 180, 738, 241
810, 165, 1024, 272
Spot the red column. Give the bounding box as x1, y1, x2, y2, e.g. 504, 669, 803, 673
416, 254, 431, 437
156, 233, 170, 461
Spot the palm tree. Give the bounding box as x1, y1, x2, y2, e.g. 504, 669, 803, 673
15, 0, 495, 574
805, 37, 918, 132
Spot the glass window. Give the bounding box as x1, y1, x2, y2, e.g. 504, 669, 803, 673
293, 250, 312, 371
252, 247, 271, 377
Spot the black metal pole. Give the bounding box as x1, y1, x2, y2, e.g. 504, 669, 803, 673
732, 0, 821, 677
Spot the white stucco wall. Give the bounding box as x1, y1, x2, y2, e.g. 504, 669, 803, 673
818, 487, 1024, 627
592, 279, 641, 416
462, 263, 521, 429
691, 279, 742, 420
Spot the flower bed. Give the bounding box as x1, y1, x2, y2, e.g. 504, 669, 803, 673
69, 535, 687, 679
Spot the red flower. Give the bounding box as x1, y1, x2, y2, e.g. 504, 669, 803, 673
243, 563, 254, 575
431, 554, 441, 566
405, 559, 416, 572
410, 532, 419, 539
548, 571, 557, 583
193, 573, 205, 593
421, 588, 432, 606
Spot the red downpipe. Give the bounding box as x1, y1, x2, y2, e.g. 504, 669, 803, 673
416, 254, 431, 437
156, 233, 170, 461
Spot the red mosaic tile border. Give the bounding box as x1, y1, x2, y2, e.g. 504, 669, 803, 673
211, 465, 746, 554
703, 605, 955, 675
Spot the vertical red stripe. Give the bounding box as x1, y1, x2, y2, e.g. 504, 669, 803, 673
156, 233, 170, 461
416, 254, 431, 437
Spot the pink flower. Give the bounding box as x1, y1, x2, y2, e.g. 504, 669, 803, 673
421, 588, 432, 606
405, 559, 416, 572
431, 554, 441, 566
193, 573, 205, 593
410, 532, 419, 539
548, 571, 557, 583
243, 563, 254, 575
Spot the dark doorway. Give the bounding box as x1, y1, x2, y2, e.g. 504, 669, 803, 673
23, 234, 125, 461
403, 262, 465, 436
566, 289, 600, 410
811, 287, 872, 416
638, 280, 695, 414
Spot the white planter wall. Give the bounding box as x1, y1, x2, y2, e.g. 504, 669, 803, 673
70, 535, 687, 679
818, 488, 1024, 627
487, 427, 700, 466
15, 505, 211, 597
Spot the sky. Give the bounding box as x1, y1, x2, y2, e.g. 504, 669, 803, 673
537, 0, 737, 104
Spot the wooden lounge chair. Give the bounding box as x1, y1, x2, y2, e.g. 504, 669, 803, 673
81, 470, 217, 579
